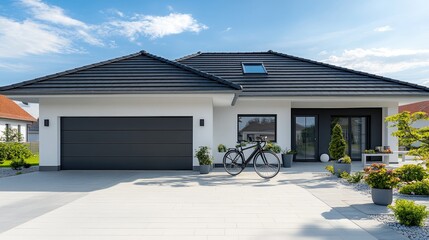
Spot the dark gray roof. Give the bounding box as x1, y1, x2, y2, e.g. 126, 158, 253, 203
0, 51, 241, 95
178, 51, 429, 97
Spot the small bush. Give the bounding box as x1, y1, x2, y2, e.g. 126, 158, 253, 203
264, 142, 281, 154
396, 164, 427, 182
364, 163, 400, 189
399, 179, 429, 195
10, 159, 25, 171
195, 146, 213, 165
388, 199, 429, 226
346, 172, 365, 183
325, 165, 335, 175
217, 144, 227, 153
0, 142, 33, 161
339, 171, 350, 179
338, 155, 352, 164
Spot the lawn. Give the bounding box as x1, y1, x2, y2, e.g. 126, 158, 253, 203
0, 155, 39, 168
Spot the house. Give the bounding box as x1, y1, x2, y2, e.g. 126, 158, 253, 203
0, 50, 428, 171
27, 118, 39, 142
0, 95, 36, 142
399, 101, 429, 129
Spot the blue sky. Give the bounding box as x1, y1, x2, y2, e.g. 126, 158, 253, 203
1, 0, 429, 86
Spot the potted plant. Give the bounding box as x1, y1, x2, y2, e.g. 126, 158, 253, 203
364, 163, 400, 205
217, 144, 227, 153
264, 142, 281, 154
281, 148, 296, 168
329, 123, 349, 174
334, 155, 352, 174
195, 146, 213, 174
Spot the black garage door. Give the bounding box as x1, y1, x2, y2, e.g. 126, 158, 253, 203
61, 117, 193, 170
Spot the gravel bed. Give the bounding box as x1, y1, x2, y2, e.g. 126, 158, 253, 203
370, 214, 429, 240
0, 166, 39, 178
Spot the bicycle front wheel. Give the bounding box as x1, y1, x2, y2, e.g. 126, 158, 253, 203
223, 149, 245, 176
253, 150, 281, 179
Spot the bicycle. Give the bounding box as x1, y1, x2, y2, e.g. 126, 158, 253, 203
223, 137, 281, 179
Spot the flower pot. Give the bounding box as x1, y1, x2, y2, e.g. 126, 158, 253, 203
282, 154, 293, 168
199, 165, 210, 174
371, 188, 393, 206
333, 162, 351, 174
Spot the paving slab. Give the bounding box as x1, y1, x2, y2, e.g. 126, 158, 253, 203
0, 164, 409, 239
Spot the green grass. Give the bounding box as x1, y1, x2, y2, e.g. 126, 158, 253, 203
0, 154, 39, 168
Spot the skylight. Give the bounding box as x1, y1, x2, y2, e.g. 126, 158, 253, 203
242, 63, 267, 74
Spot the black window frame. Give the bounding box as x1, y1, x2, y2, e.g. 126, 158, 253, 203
237, 114, 277, 143
241, 62, 268, 74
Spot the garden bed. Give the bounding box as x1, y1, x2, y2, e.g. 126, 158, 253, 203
370, 214, 429, 240
0, 166, 39, 178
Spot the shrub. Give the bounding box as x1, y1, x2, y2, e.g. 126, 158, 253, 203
340, 171, 350, 179
338, 155, 352, 164
325, 165, 335, 175
329, 124, 346, 160
399, 179, 429, 195
195, 146, 213, 165
10, 159, 25, 171
0, 142, 33, 161
235, 142, 247, 148
346, 172, 365, 183
396, 164, 427, 182
364, 163, 400, 189
264, 142, 281, 154
217, 144, 227, 153
388, 199, 429, 226
282, 148, 297, 155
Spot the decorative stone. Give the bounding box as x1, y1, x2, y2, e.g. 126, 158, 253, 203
320, 154, 329, 163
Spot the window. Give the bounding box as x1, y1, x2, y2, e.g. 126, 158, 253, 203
242, 62, 267, 74
238, 115, 276, 142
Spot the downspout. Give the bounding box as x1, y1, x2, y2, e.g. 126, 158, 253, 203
231, 92, 240, 106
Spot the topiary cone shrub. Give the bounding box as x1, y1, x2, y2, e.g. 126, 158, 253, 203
329, 123, 347, 160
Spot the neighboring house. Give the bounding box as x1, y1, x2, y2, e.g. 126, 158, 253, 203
27, 118, 39, 142
399, 100, 429, 128
0, 95, 36, 142
1, 50, 428, 171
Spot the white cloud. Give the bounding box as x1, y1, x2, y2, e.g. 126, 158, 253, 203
167, 5, 174, 11
107, 13, 208, 40
323, 48, 429, 74
374, 25, 393, 32
224, 27, 232, 32
20, 0, 103, 46
0, 17, 72, 58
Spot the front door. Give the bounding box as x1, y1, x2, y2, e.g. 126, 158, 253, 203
295, 116, 318, 161
332, 117, 368, 160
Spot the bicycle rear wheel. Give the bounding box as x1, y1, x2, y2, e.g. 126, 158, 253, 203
253, 150, 281, 179
223, 149, 245, 176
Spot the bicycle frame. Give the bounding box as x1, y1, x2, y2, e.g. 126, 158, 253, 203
237, 141, 267, 166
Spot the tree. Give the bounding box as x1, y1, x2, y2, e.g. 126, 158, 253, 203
329, 123, 347, 160
0, 128, 23, 142
386, 111, 429, 166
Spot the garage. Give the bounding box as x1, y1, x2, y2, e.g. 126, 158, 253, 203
61, 117, 193, 170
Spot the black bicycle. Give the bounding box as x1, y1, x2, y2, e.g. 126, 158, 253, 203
223, 137, 281, 179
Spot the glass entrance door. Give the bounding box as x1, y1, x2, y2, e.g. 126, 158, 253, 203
295, 116, 317, 161
332, 117, 368, 159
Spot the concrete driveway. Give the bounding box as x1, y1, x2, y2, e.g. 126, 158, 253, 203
0, 168, 381, 240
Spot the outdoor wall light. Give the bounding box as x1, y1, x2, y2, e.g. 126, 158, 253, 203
199, 119, 204, 126
44, 119, 49, 127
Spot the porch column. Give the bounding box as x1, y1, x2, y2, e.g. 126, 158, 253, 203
382, 106, 398, 163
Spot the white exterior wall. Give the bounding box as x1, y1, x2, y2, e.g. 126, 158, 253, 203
382, 105, 399, 162
213, 99, 291, 163
39, 96, 214, 169
0, 119, 29, 142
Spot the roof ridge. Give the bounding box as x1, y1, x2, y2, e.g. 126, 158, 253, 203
175, 51, 202, 61
0, 52, 142, 91
140, 50, 242, 91
267, 50, 429, 92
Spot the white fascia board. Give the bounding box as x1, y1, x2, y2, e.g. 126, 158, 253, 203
8, 93, 236, 107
